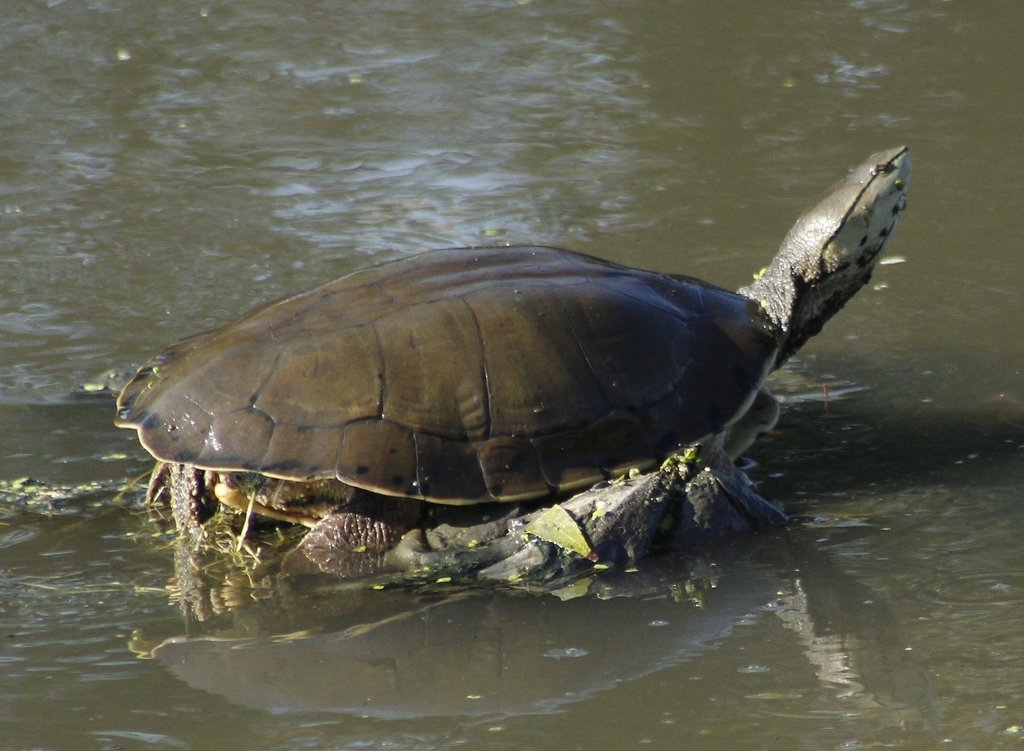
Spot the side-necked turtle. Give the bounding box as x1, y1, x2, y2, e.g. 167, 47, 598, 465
116, 147, 909, 574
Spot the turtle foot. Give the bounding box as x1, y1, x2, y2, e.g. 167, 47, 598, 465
146, 462, 218, 537
294, 504, 419, 577
670, 461, 787, 548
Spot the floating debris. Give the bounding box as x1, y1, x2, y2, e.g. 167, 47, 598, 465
544, 647, 589, 659
0, 477, 138, 519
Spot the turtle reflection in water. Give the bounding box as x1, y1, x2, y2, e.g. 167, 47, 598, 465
116, 147, 910, 582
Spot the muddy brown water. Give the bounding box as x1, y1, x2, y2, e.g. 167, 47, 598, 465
3, 1, 1024, 749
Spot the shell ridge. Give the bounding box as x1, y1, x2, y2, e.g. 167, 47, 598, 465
265, 299, 315, 341
691, 282, 706, 314
370, 282, 401, 310
462, 289, 495, 442
182, 390, 214, 417
368, 320, 386, 421
246, 350, 288, 471
250, 350, 284, 409
250, 403, 283, 472
592, 276, 696, 320
554, 295, 612, 415
411, 431, 426, 500
458, 296, 492, 441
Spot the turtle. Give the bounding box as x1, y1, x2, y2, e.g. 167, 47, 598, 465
116, 146, 910, 580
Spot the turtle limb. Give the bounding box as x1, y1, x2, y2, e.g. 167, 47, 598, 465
147, 462, 218, 537
294, 496, 424, 576
723, 386, 780, 461
669, 443, 787, 549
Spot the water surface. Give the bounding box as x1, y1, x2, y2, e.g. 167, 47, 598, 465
3, 1, 1024, 749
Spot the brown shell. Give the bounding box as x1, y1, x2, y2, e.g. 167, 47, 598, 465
116, 246, 777, 503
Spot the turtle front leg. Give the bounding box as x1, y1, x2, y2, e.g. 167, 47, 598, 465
671, 438, 787, 549
145, 462, 218, 536
723, 386, 780, 461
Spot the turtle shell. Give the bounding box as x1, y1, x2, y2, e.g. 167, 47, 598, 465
116, 246, 778, 503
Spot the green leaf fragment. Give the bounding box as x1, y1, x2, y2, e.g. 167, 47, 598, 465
524, 504, 594, 560
550, 577, 591, 601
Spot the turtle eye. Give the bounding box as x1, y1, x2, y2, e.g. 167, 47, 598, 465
894, 178, 905, 190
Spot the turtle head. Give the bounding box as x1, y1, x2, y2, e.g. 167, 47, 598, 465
740, 146, 911, 366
